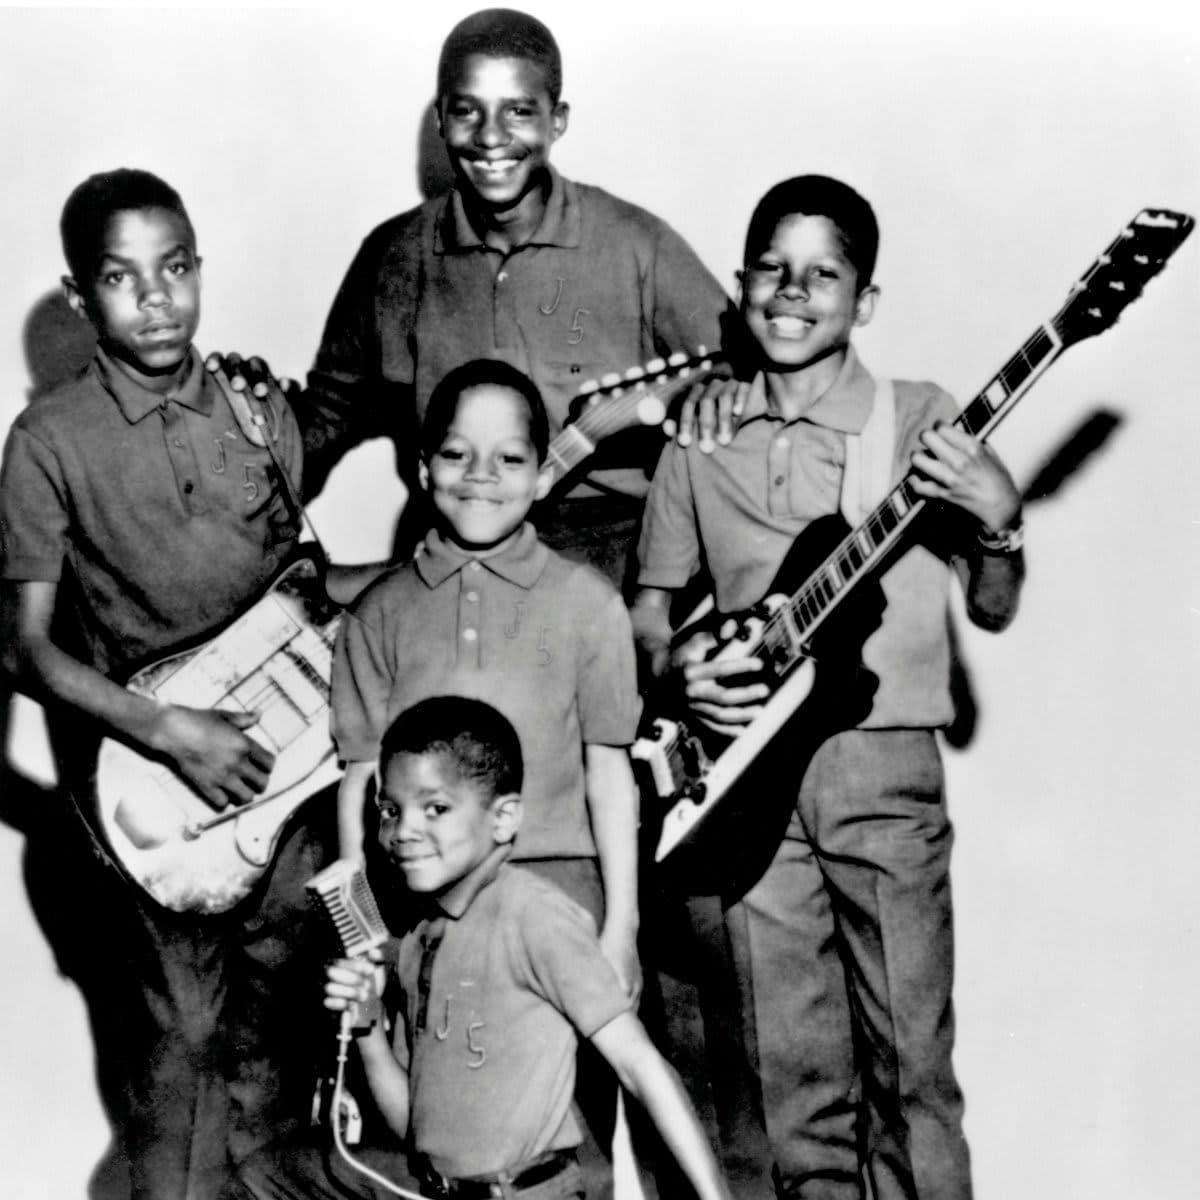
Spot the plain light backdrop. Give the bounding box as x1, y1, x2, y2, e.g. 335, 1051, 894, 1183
1, 2, 1197, 1197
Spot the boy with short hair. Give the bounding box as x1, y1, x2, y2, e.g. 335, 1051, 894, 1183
330, 357, 641, 1194
234, 695, 733, 1200
231, 7, 732, 585
634, 176, 1025, 1198
0, 168, 337, 1199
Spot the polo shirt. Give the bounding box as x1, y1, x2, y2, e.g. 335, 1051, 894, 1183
393, 848, 631, 1179
637, 349, 964, 728
0, 347, 302, 677
302, 168, 731, 499
331, 523, 640, 859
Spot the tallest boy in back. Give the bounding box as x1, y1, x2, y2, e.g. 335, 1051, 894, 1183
284, 7, 731, 582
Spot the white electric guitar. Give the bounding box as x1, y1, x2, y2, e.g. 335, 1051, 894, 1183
635, 208, 1193, 864
90, 349, 718, 913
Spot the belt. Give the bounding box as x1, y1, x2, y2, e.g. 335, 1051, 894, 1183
413, 1149, 576, 1199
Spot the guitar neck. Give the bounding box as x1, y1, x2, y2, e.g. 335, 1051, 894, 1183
543, 388, 648, 490
758, 322, 1067, 673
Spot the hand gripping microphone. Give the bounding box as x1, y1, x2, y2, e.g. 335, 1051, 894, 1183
305, 858, 389, 1029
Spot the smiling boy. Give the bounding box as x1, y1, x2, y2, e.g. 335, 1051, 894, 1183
236, 7, 731, 586
634, 176, 1025, 1198
234, 696, 732, 1200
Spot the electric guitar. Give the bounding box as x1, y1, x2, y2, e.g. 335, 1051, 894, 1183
91, 349, 718, 913
635, 208, 1193, 865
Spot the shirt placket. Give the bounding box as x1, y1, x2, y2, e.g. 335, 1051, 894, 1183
766, 424, 793, 519
457, 563, 484, 668
158, 400, 208, 515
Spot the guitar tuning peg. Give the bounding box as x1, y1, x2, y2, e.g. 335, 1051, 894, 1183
645, 357, 666, 375
599, 372, 623, 395
624, 365, 646, 381
666, 351, 688, 367
577, 378, 600, 395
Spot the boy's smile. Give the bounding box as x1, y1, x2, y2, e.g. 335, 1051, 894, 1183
741, 213, 876, 378
438, 55, 567, 222
377, 751, 515, 898
66, 206, 200, 389
421, 383, 552, 557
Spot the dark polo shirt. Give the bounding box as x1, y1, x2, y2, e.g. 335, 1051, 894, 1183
331, 523, 639, 860
394, 847, 630, 1179
0, 346, 302, 677
302, 168, 731, 500
637, 349, 965, 728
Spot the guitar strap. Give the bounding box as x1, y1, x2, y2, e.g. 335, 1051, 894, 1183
840, 377, 895, 526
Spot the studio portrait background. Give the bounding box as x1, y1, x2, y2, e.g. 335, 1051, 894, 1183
1, 2, 1197, 1197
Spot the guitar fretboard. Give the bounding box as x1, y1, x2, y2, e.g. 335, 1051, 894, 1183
756, 323, 1066, 676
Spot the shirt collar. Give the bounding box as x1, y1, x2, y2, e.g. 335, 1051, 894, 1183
739, 346, 875, 435
93, 345, 212, 424
432, 843, 513, 921
435, 167, 581, 253
413, 522, 549, 590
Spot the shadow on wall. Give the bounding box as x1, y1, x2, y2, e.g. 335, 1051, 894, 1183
23, 290, 97, 401
942, 407, 1124, 750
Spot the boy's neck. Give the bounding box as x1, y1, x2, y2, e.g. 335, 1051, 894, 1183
462, 169, 553, 255
433, 843, 512, 917
103, 343, 194, 397
440, 521, 527, 561
763, 345, 849, 422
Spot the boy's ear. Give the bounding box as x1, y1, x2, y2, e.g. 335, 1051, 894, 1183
418, 460, 431, 492
550, 101, 569, 143
62, 276, 90, 322
853, 284, 880, 328
533, 463, 554, 502
489, 792, 522, 845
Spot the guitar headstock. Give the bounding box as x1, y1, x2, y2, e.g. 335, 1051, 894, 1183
1054, 208, 1194, 348
569, 348, 721, 434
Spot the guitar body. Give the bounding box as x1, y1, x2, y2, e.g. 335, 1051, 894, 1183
637, 515, 885, 882
92, 552, 342, 914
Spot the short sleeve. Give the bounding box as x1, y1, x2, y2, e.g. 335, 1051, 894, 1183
0, 423, 70, 582
647, 218, 733, 360
330, 589, 395, 763
574, 576, 640, 746
636, 440, 701, 591
509, 879, 631, 1039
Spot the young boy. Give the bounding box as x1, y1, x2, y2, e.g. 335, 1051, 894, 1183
633, 176, 1025, 1199
217, 7, 732, 586
330, 358, 642, 1194
233, 695, 732, 1200
0, 169, 341, 1200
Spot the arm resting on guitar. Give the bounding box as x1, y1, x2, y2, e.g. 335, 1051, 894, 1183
1, 579, 275, 810
337, 759, 377, 861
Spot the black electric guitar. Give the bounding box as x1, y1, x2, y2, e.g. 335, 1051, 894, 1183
90, 349, 718, 913
635, 208, 1193, 865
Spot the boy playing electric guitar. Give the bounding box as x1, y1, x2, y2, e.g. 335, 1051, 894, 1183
633, 175, 1025, 1199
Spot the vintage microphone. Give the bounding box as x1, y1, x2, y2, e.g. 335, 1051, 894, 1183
306, 859, 425, 1200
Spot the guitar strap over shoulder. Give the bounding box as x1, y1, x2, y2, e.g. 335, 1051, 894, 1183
840, 377, 895, 527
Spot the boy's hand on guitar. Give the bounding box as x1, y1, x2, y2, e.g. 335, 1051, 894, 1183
665, 372, 750, 454
205, 352, 298, 448
151, 705, 276, 810
673, 627, 770, 738
909, 423, 1022, 533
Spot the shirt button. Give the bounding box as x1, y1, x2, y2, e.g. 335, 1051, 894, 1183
462, 628, 478, 642
497, 270, 508, 283
172, 438, 185, 448
773, 475, 785, 487
183, 481, 195, 494
464, 590, 479, 603
468, 561, 481, 572
775, 435, 790, 449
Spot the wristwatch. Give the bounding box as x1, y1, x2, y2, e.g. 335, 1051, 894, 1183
977, 519, 1024, 553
